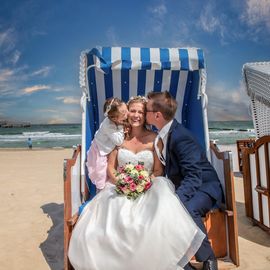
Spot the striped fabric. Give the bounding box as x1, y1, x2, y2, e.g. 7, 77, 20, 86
80, 47, 207, 197
81, 47, 204, 128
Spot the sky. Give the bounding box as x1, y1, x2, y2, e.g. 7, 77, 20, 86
0, 0, 270, 124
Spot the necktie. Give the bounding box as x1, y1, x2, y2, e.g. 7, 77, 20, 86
154, 135, 166, 165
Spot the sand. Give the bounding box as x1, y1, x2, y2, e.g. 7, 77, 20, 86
0, 148, 73, 270
0, 146, 269, 270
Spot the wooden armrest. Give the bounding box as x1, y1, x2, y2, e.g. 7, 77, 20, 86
255, 185, 269, 196
67, 213, 79, 226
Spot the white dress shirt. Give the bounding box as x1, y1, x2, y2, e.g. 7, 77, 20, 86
94, 117, 124, 155
154, 120, 173, 165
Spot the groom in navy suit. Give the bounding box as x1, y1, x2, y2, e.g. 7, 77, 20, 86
146, 91, 223, 270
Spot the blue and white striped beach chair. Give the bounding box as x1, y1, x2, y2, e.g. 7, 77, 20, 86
64, 47, 239, 270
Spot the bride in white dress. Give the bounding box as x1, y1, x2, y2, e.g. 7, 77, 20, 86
68, 97, 205, 270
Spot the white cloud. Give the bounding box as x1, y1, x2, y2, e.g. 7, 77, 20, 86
56, 96, 80, 104
198, 2, 227, 44
241, 0, 270, 30
0, 28, 16, 53
0, 69, 14, 81
169, 21, 199, 48
46, 110, 81, 124
207, 81, 251, 121
47, 117, 68, 124
147, 1, 167, 35
22, 85, 51, 94
0, 64, 56, 96
31, 66, 52, 77
10, 50, 21, 65
151, 3, 167, 17
199, 5, 220, 33
37, 109, 58, 113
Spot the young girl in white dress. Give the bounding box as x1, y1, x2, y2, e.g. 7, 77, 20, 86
86, 97, 128, 190
69, 96, 205, 270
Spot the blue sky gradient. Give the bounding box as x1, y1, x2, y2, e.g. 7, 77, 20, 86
1, 0, 270, 124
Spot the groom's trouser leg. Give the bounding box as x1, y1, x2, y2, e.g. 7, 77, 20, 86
183, 191, 215, 262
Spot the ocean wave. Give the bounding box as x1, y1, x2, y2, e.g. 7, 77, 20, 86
22, 131, 50, 136
0, 132, 81, 142
209, 129, 255, 135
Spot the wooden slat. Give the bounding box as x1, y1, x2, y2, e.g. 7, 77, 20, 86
222, 148, 239, 266
204, 210, 227, 258
255, 145, 264, 224
264, 142, 270, 227
242, 147, 254, 218
64, 146, 81, 270
210, 142, 240, 267
242, 136, 270, 232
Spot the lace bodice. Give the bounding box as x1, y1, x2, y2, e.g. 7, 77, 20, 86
117, 148, 154, 173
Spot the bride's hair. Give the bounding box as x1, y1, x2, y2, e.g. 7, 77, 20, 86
127, 96, 147, 107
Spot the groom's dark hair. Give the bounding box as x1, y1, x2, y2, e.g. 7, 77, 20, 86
147, 91, 177, 120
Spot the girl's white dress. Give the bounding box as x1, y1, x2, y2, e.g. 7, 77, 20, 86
68, 148, 205, 270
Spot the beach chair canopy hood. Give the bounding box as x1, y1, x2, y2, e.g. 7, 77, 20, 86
81, 47, 205, 72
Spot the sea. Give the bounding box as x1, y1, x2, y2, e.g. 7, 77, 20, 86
0, 121, 256, 149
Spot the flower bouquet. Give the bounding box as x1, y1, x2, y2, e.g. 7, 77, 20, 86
114, 162, 152, 200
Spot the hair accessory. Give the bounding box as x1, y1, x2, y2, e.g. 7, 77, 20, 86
127, 95, 148, 105
104, 98, 115, 117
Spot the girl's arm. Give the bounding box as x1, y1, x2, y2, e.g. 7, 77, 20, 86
102, 118, 125, 146
109, 129, 125, 146
107, 148, 118, 184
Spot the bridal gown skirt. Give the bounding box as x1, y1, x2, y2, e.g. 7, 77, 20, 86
68, 177, 205, 270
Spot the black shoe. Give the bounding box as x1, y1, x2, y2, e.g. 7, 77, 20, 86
184, 262, 197, 270
202, 257, 218, 270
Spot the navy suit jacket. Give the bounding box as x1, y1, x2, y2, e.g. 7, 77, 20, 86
165, 119, 223, 205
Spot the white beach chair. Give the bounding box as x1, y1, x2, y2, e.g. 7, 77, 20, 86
239, 62, 270, 232
64, 47, 240, 270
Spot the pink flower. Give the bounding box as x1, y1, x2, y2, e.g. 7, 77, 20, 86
144, 182, 152, 191
129, 182, 137, 191
125, 176, 133, 183
135, 164, 144, 171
